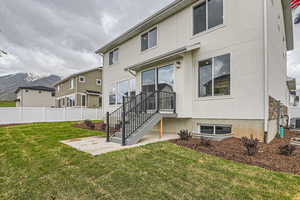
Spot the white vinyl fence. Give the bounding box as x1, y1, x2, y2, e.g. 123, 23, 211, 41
0, 107, 103, 125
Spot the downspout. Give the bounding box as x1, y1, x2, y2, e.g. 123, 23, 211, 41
263, 0, 269, 143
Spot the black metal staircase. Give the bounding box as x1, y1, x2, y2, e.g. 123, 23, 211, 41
106, 90, 176, 145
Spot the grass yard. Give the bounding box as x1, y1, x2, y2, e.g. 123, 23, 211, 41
0, 101, 16, 107
1, 122, 300, 200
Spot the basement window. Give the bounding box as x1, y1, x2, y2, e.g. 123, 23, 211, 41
199, 124, 232, 135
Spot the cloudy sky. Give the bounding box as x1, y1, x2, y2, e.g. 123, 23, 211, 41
0, 0, 300, 83
0, 0, 174, 77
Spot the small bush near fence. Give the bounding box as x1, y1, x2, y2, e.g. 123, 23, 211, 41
84, 120, 95, 130
241, 135, 259, 156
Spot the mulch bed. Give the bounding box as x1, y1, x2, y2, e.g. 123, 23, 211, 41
73, 121, 106, 132
171, 130, 300, 175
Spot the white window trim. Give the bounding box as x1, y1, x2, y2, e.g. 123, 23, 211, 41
79, 76, 86, 83
191, 0, 225, 38
96, 79, 102, 86
198, 124, 232, 135
140, 26, 159, 53
197, 53, 232, 100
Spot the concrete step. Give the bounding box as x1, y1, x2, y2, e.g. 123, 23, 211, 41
110, 136, 122, 144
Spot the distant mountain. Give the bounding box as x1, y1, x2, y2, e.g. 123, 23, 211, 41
0, 73, 61, 101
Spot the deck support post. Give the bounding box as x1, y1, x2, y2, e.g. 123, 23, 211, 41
160, 119, 163, 138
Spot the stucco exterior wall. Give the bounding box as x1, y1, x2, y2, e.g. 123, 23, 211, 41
103, 0, 266, 120
17, 89, 55, 107
267, 0, 289, 105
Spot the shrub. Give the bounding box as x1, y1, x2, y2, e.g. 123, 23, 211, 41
178, 130, 192, 141
200, 137, 211, 147
279, 144, 296, 156
241, 135, 259, 156
84, 120, 95, 130
101, 123, 107, 131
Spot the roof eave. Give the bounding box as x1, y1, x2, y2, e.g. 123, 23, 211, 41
54, 67, 102, 86
281, 0, 294, 51
95, 0, 198, 54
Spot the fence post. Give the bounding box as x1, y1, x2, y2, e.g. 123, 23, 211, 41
81, 107, 83, 120
64, 107, 67, 121
122, 96, 126, 146
43, 107, 47, 122
106, 112, 110, 142
96, 108, 98, 120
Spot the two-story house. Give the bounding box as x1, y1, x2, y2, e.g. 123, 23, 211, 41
54, 67, 102, 108
15, 86, 56, 107
96, 0, 294, 145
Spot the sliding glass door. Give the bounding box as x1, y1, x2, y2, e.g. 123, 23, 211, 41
157, 65, 174, 92
142, 69, 156, 110
141, 65, 175, 110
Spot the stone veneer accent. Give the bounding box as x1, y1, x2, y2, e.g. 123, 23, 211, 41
269, 96, 288, 120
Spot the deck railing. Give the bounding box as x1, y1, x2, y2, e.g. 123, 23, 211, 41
106, 90, 176, 145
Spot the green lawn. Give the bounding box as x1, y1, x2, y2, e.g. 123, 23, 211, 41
1, 122, 300, 200
0, 101, 16, 107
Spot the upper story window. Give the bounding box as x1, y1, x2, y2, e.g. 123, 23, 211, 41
141, 27, 157, 51
198, 53, 230, 97
193, 0, 223, 35
70, 79, 74, 89
79, 76, 86, 83
109, 48, 119, 65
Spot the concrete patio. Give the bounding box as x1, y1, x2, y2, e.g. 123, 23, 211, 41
61, 131, 178, 156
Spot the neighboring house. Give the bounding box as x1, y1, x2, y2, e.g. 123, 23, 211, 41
287, 78, 299, 107
96, 0, 294, 145
54, 67, 102, 108
15, 86, 55, 107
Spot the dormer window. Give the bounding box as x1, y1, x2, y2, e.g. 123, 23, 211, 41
141, 27, 157, 51
109, 48, 119, 65
193, 0, 223, 35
